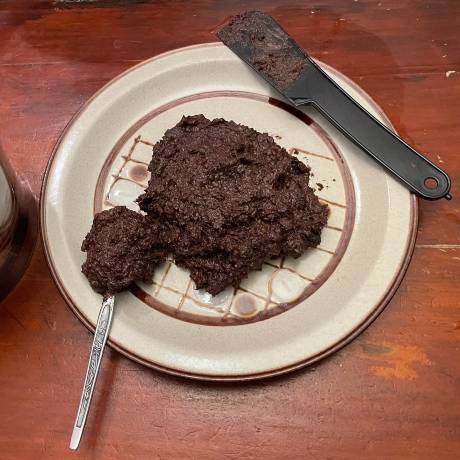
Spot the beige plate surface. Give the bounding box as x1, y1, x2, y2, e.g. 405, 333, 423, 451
42, 43, 417, 381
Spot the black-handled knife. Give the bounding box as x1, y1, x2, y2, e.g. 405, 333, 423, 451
217, 11, 451, 200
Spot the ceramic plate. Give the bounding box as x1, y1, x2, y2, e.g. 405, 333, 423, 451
41, 43, 416, 381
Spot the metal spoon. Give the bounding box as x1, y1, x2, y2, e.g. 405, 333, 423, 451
69, 295, 115, 450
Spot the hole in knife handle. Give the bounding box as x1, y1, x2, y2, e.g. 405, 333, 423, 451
424, 177, 439, 190
419, 173, 451, 200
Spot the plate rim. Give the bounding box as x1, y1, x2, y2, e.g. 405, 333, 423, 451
40, 42, 418, 381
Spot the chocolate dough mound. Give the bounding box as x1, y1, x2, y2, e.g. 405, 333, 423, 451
81, 206, 165, 295
138, 115, 328, 295
217, 11, 307, 90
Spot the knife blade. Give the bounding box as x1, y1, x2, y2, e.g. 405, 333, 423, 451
217, 11, 451, 200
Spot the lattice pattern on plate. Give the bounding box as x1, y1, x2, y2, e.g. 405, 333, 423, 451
101, 134, 351, 325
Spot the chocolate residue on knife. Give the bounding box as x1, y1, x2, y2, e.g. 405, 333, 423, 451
137, 115, 328, 295
217, 11, 307, 90
81, 206, 166, 294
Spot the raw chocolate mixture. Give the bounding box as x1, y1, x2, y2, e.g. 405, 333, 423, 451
81, 206, 165, 294
138, 115, 328, 295
82, 11, 328, 298
217, 11, 307, 90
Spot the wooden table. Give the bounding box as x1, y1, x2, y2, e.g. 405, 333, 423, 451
0, 1, 459, 458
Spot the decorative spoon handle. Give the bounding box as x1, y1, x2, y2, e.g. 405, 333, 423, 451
69, 295, 115, 450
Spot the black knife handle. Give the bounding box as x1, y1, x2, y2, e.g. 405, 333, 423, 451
287, 59, 451, 200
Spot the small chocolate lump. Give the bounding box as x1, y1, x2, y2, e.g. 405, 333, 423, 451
81, 206, 165, 295
137, 115, 328, 295
217, 11, 307, 90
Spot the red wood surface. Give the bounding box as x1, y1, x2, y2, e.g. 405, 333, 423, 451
0, 1, 459, 458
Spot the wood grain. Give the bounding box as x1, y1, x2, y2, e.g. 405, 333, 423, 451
0, 0, 459, 458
